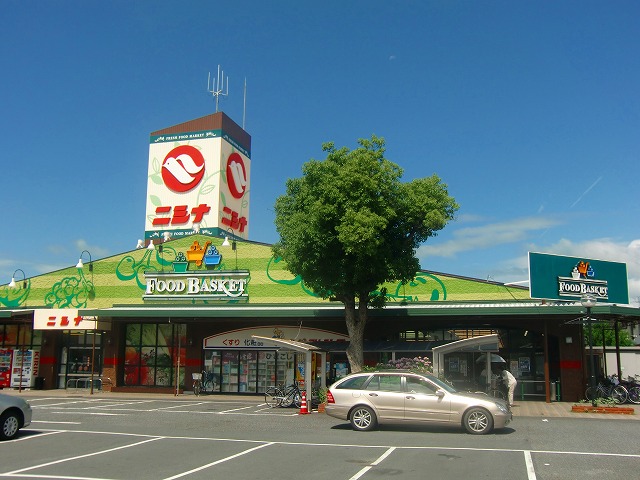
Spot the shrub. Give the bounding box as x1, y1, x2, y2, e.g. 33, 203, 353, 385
364, 356, 433, 373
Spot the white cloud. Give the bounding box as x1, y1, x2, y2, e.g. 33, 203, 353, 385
74, 239, 110, 259
418, 215, 640, 306
418, 216, 561, 258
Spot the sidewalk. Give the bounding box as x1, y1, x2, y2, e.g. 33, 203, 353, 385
2, 388, 638, 419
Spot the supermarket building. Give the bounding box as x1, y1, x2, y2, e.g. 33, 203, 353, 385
1, 112, 638, 403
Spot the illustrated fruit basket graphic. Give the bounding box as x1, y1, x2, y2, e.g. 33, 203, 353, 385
203, 245, 222, 267
186, 241, 212, 267
172, 252, 188, 272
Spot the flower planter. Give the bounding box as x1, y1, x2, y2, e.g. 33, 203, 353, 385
571, 405, 635, 414
316, 402, 326, 413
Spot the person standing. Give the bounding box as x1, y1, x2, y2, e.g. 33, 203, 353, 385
501, 367, 517, 406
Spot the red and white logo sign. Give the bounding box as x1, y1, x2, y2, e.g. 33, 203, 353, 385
226, 152, 247, 199
162, 145, 206, 193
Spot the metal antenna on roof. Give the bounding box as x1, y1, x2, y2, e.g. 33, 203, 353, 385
242, 77, 247, 130
207, 65, 229, 112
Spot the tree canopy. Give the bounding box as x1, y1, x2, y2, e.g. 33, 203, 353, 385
273, 135, 459, 371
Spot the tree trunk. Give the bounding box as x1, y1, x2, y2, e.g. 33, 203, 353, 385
344, 296, 369, 373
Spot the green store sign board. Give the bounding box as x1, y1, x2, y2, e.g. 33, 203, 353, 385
529, 252, 629, 304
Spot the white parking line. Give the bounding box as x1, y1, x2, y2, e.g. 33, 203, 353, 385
151, 403, 205, 411
162, 442, 275, 480
348, 447, 396, 480
218, 405, 255, 413
48, 412, 126, 416
3, 437, 163, 476
524, 450, 537, 480
0, 430, 66, 443
32, 421, 82, 424
32, 400, 103, 408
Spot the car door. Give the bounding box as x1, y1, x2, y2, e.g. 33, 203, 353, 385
403, 375, 451, 423
362, 374, 405, 421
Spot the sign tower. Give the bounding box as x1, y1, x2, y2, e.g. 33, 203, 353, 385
144, 72, 251, 244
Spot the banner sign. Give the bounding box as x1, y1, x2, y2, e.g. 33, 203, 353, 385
144, 271, 249, 301
529, 252, 629, 304
34, 309, 98, 330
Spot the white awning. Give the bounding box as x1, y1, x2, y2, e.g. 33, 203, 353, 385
432, 334, 499, 378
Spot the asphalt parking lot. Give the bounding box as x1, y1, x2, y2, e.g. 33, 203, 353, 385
1, 393, 639, 480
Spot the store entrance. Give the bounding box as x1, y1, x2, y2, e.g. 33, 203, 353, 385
203, 349, 299, 394
58, 330, 103, 389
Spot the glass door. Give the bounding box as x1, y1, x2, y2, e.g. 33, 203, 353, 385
203, 350, 221, 392
258, 351, 276, 392
276, 352, 295, 386
239, 351, 257, 393
221, 351, 239, 392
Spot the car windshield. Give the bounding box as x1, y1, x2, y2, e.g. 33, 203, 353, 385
427, 375, 457, 393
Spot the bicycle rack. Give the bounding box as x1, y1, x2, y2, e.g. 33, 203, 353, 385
65, 377, 105, 392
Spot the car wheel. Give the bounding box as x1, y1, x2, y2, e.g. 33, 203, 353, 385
463, 407, 493, 435
0, 411, 21, 441
350, 406, 377, 431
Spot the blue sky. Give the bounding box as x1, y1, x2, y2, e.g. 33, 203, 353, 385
1, 1, 639, 305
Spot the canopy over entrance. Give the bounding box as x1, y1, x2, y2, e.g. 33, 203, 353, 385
251, 335, 326, 394
432, 334, 500, 387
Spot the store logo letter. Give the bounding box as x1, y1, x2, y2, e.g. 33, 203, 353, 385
226, 153, 247, 199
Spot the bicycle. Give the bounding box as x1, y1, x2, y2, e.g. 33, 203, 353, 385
264, 383, 303, 408
193, 370, 217, 396
201, 370, 216, 393
489, 378, 507, 401
192, 372, 202, 396
585, 377, 628, 404
619, 375, 640, 405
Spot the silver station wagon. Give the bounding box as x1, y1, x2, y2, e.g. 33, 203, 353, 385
325, 371, 512, 434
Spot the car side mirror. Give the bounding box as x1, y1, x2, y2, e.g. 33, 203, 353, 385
435, 389, 445, 398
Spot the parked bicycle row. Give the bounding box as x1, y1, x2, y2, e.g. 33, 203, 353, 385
585, 375, 640, 405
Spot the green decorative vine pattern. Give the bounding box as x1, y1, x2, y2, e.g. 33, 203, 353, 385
0, 281, 31, 308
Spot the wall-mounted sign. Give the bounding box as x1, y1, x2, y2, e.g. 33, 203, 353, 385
144, 271, 249, 301
529, 252, 629, 304
34, 309, 99, 330
203, 326, 349, 349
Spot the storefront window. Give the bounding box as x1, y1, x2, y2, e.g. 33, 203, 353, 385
0, 323, 42, 348
204, 349, 297, 394
124, 322, 185, 388
57, 331, 103, 388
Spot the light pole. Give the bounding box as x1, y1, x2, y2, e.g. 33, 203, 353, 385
76, 250, 93, 271
222, 228, 238, 270
8, 269, 27, 289
581, 294, 598, 406
76, 251, 96, 394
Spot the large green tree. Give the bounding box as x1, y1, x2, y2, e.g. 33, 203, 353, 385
273, 136, 459, 372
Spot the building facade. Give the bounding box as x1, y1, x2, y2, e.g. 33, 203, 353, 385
2, 111, 638, 402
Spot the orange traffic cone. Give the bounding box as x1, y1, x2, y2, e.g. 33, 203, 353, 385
299, 391, 309, 414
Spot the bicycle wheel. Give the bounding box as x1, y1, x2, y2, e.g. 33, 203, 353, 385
280, 391, 294, 407
611, 385, 628, 404
490, 389, 506, 401
291, 392, 302, 409
627, 386, 640, 405
585, 386, 597, 401
265, 387, 281, 408
193, 381, 201, 396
